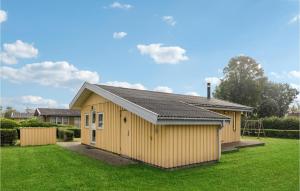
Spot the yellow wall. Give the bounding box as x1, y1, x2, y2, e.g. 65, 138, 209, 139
20, 127, 56, 146
213, 110, 241, 143
80, 93, 220, 168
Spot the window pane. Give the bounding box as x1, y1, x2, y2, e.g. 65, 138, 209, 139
92, 112, 96, 124
85, 115, 89, 126
62, 117, 69, 125
98, 113, 103, 128
56, 117, 62, 124
50, 117, 56, 124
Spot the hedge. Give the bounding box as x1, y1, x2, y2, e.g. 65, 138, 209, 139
57, 128, 74, 141
0, 129, 18, 146
66, 128, 81, 138
242, 129, 299, 139
262, 117, 299, 130
20, 118, 58, 127
0, 118, 19, 129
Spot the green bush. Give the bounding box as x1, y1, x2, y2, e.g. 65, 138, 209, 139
57, 128, 74, 141
0, 129, 18, 146
0, 118, 19, 129
262, 117, 299, 130
66, 128, 81, 138
242, 129, 299, 139
20, 118, 58, 127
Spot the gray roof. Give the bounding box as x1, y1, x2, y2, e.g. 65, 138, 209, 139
11, 112, 34, 119
97, 84, 252, 114
70, 82, 252, 125
35, 108, 80, 117
97, 85, 233, 120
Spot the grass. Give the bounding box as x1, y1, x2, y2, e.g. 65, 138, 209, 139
1, 137, 299, 191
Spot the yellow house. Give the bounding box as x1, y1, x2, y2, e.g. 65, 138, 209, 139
70, 82, 252, 168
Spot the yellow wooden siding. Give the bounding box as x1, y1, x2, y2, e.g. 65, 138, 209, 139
80, 92, 220, 168
80, 93, 121, 154
213, 110, 241, 143
123, 113, 219, 168
20, 127, 56, 146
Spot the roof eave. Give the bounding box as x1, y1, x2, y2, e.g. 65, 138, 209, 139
156, 118, 228, 126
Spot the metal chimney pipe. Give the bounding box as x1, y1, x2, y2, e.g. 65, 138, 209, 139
207, 82, 211, 99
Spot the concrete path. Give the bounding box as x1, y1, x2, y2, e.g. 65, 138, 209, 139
57, 142, 137, 166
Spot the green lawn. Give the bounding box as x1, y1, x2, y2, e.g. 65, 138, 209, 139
1, 137, 299, 191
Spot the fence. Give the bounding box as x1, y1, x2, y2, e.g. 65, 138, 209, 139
20, 127, 56, 146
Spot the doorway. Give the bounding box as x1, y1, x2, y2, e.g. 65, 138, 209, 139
120, 110, 131, 157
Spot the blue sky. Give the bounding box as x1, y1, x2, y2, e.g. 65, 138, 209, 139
1, 0, 299, 111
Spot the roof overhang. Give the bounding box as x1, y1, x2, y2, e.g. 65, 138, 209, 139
70, 82, 231, 126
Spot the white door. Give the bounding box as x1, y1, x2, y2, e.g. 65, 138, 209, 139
90, 110, 96, 144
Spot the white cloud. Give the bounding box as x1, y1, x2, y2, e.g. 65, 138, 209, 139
113, 32, 127, 39
162, 16, 176, 26
291, 83, 300, 91
137, 43, 188, 64
0, 61, 100, 89
153, 86, 173, 93
289, 70, 300, 79
0, 40, 38, 64
104, 81, 146, 90
205, 77, 221, 85
0, 52, 17, 65
0, 10, 7, 23
0, 95, 67, 111
289, 14, 300, 24
185, 91, 199, 96
110, 2, 132, 10
20, 96, 58, 108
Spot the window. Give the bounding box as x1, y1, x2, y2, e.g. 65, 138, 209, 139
56, 117, 62, 124
98, 113, 104, 129
233, 112, 236, 132
92, 111, 96, 124
85, 114, 89, 128
50, 117, 56, 124
74, 117, 81, 128
62, 117, 69, 125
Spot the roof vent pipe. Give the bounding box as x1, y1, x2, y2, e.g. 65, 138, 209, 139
207, 82, 211, 99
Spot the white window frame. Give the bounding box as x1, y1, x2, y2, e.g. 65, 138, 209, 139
56, 116, 62, 124
84, 113, 89, 128
97, 112, 104, 129
62, 117, 69, 125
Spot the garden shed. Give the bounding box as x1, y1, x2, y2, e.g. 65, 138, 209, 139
70, 82, 252, 168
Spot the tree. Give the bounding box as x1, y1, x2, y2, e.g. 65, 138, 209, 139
214, 55, 299, 117
257, 98, 279, 117
214, 55, 267, 108
4, 107, 16, 118
260, 82, 298, 117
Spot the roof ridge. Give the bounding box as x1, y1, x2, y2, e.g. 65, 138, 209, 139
97, 84, 209, 98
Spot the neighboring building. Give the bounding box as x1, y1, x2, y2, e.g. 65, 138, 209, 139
34, 108, 81, 127
10, 112, 34, 121
70, 82, 252, 168
287, 111, 300, 117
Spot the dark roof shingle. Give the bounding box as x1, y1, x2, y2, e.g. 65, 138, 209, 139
97, 85, 251, 120
35, 108, 80, 117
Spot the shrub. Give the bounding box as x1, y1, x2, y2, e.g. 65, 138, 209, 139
0, 118, 19, 129
262, 117, 299, 130
242, 129, 299, 139
57, 128, 74, 141
66, 128, 81, 138
20, 118, 58, 127
0, 129, 18, 146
